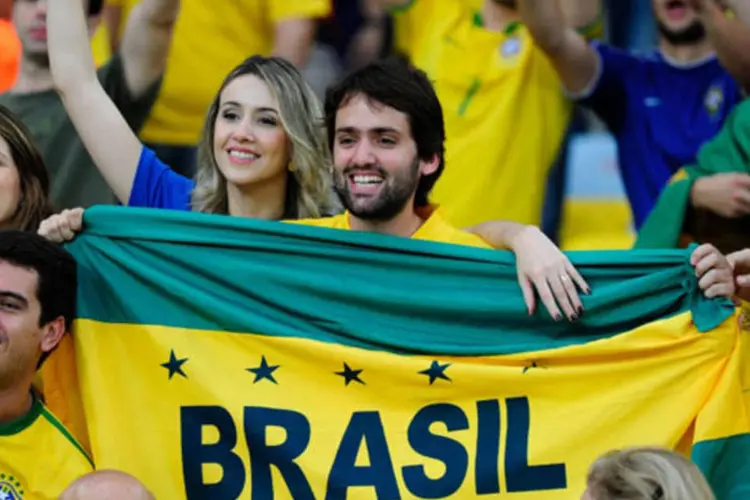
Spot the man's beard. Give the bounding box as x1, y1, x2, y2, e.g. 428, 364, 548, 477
333, 156, 420, 222
657, 19, 706, 46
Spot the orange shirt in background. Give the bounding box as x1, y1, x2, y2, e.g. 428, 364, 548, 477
0, 19, 20, 92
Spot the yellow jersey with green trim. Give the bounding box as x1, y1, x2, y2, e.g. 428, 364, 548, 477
294, 210, 491, 248
0, 395, 93, 499
138, 0, 330, 146
392, 0, 591, 227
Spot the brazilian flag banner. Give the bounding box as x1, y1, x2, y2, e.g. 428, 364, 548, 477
44, 207, 750, 499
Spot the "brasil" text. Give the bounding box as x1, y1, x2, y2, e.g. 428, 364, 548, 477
180, 397, 567, 499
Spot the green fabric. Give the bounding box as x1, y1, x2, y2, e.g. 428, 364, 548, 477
691, 434, 750, 499
0, 54, 160, 210
66, 206, 734, 356
635, 99, 750, 249
0, 393, 41, 436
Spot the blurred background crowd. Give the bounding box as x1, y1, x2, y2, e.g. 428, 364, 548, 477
4, 0, 732, 253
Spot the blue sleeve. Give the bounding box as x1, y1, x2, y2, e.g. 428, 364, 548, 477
129, 147, 195, 210
575, 42, 636, 133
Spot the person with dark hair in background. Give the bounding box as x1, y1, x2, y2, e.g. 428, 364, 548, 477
0, 230, 92, 499
0, 104, 52, 231
517, 0, 750, 231
0, 0, 179, 210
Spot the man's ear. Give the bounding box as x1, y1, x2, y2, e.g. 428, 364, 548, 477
40, 316, 66, 354
419, 154, 440, 176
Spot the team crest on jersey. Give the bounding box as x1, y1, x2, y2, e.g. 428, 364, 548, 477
0, 474, 24, 499
500, 37, 521, 58
704, 84, 725, 117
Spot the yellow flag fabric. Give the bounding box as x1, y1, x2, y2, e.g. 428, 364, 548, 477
45, 207, 750, 499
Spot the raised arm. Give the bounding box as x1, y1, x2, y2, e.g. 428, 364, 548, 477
48, 0, 143, 204
346, 0, 389, 69
102, 2, 124, 53
517, 0, 599, 94
270, 1, 331, 68
119, 0, 179, 97
559, 0, 602, 30
696, 0, 750, 91
272, 18, 317, 68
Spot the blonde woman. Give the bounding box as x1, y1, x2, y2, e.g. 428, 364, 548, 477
583, 447, 716, 500
47, 0, 337, 219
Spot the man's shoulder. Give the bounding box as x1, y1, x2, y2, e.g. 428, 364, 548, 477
289, 214, 348, 229
416, 211, 491, 249
0, 401, 94, 495
390, 0, 464, 22
36, 403, 93, 467
434, 226, 492, 249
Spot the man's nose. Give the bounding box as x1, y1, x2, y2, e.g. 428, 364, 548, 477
350, 141, 376, 166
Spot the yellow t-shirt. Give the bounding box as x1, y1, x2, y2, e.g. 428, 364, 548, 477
392, 0, 581, 228
91, 0, 141, 66
0, 396, 93, 499
139, 0, 331, 146
295, 210, 491, 249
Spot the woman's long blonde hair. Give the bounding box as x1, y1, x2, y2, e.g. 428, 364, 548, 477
586, 447, 715, 500
191, 56, 340, 218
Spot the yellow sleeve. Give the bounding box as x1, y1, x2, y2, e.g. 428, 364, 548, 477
268, 0, 331, 22
287, 215, 347, 229
389, 0, 450, 58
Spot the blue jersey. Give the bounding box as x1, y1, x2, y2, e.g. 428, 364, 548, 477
577, 42, 742, 228
130, 146, 193, 210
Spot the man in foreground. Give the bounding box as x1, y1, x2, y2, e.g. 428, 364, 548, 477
0, 230, 92, 498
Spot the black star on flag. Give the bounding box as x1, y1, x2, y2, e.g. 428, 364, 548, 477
419, 360, 451, 385
522, 361, 546, 374
335, 363, 365, 386
247, 355, 280, 384
161, 349, 188, 380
